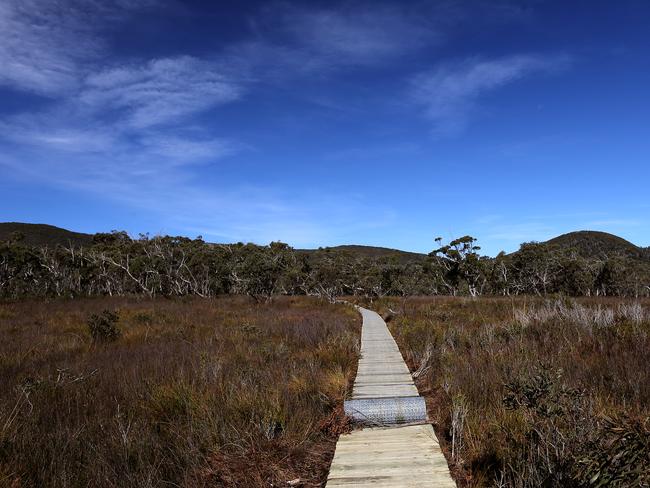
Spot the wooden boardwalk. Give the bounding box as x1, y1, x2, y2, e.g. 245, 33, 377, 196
326, 307, 456, 487
352, 307, 419, 399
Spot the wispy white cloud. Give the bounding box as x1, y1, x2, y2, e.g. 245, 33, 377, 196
231, 2, 452, 78
0, 121, 120, 154
277, 6, 437, 66
0, 111, 232, 174
0, 0, 156, 95
0, 0, 276, 244
1, 1, 556, 247
137, 134, 234, 164
0, 0, 245, 209
81, 57, 241, 128
0, 139, 394, 247
263, 1, 535, 71
0, 0, 92, 94
412, 54, 570, 135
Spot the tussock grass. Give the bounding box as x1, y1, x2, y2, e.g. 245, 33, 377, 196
371, 296, 650, 487
0, 296, 360, 487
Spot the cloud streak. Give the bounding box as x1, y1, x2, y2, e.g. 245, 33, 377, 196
0, 1, 244, 204
0, 1, 573, 248
0, 0, 398, 247
0, 0, 91, 94
82, 57, 241, 128
278, 5, 438, 66
0, 140, 393, 247
0, 0, 157, 95
412, 54, 570, 135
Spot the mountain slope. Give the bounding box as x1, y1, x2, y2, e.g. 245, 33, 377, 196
300, 245, 426, 264
0, 222, 94, 248
545, 230, 646, 260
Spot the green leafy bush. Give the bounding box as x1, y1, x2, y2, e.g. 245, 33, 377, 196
87, 310, 121, 342
576, 416, 650, 487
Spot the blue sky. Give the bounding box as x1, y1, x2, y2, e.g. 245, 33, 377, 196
1, 0, 649, 255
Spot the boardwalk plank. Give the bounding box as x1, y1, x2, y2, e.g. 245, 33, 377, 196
326, 306, 456, 487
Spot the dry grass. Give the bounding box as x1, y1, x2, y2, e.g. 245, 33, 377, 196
0, 296, 360, 488
368, 296, 650, 487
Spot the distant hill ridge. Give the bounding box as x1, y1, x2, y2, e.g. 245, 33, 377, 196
545, 230, 647, 260
0, 222, 647, 262
0, 222, 93, 248
0, 222, 423, 262
298, 245, 426, 264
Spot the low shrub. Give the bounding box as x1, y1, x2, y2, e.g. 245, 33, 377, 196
87, 309, 121, 342
0, 296, 359, 487
576, 415, 650, 487
374, 296, 650, 487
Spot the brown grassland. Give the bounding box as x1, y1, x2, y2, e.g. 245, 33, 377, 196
368, 296, 650, 487
2, 294, 649, 488
0, 296, 360, 488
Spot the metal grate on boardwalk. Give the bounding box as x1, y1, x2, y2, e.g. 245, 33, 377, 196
326, 306, 456, 487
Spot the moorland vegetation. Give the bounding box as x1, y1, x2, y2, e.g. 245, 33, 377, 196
369, 296, 650, 487
0, 296, 359, 487
2, 223, 650, 487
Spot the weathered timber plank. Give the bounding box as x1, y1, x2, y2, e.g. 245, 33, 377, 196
328, 306, 456, 486
327, 424, 456, 487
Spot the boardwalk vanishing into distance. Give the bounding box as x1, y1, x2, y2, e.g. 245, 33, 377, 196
326, 306, 456, 487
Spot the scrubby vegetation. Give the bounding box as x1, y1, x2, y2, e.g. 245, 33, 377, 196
0, 296, 359, 487
2, 224, 650, 487
369, 296, 650, 487
1, 230, 649, 300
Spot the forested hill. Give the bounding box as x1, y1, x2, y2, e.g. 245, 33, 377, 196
299, 245, 426, 264
0, 222, 93, 248
545, 230, 649, 261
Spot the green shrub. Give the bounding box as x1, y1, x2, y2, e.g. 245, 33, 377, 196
576, 416, 650, 487
87, 310, 121, 342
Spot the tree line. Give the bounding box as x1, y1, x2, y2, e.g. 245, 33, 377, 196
1, 232, 649, 300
